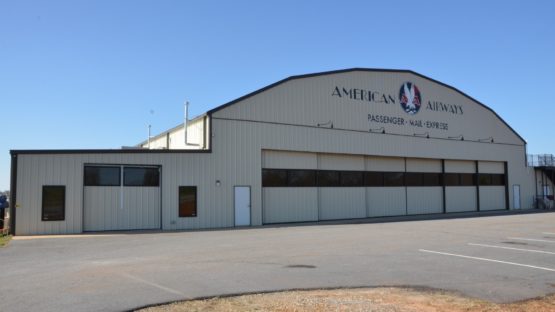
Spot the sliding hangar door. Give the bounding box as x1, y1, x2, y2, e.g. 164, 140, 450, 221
261, 150, 506, 224
83, 165, 161, 231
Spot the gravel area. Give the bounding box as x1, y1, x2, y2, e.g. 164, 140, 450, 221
137, 287, 555, 312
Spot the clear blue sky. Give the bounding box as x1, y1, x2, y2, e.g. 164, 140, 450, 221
1, 0, 554, 190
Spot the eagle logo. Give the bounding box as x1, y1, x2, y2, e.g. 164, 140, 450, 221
399, 82, 422, 115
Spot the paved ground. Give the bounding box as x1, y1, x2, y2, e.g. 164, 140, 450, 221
1, 211, 555, 312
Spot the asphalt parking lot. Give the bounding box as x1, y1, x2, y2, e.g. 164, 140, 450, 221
1, 211, 554, 312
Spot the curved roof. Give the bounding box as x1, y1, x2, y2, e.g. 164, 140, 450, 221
207, 68, 525, 144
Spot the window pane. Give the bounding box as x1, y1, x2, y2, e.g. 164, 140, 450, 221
384, 172, 404, 186
124, 167, 159, 186
179, 186, 197, 217
317, 171, 339, 187
491, 174, 505, 186
84, 166, 120, 186
405, 173, 423, 186
460, 173, 475, 186
479, 174, 492, 186
364, 172, 384, 187
444, 173, 460, 186
42, 186, 65, 221
287, 170, 316, 187
340, 171, 363, 187
262, 169, 287, 187
423, 173, 441, 186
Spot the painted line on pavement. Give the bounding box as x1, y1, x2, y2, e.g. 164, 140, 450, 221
120, 272, 185, 296
507, 237, 555, 243
543, 232, 555, 235
419, 249, 555, 272
469, 243, 555, 255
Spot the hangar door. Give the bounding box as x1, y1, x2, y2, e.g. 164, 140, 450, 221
84, 165, 161, 231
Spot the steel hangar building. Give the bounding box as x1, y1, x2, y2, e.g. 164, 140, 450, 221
9, 68, 538, 235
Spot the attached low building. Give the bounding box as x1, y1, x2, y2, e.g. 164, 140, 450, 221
9, 68, 542, 235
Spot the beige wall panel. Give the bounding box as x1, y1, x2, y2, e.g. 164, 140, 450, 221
406, 187, 443, 214
365, 156, 405, 171
479, 186, 506, 210
212, 70, 523, 146
262, 150, 317, 169
478, 161, 504, 174
319, 188, 366, 220
263, 188, 318, 223
367, 187, 406, 217
406, 158, 442, 172
318, 154, 364, 170
445, 160, 475, 173
445, 187, 477, 212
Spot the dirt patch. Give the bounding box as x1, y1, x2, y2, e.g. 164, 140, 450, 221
137, 287, 555, 312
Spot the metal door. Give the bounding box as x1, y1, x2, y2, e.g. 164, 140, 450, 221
84, 165, 161, 231
513, 185, 521, 209
234, 186, 251, 226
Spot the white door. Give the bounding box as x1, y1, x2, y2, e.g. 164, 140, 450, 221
513, 185, 521, 209
234, 186, 251, 226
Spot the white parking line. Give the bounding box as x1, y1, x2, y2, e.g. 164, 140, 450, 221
419, 249, 555, 272
468, 243, 555, 255
507, 237, 555, 243
543, 232, 555, 235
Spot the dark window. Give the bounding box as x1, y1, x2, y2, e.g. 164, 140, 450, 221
490, 174, 505, 186
444, 173, 459, 186
42, 186, 65, 221
317, 171, 339, 187
262, 169, 287, 187
179, 186, 197, 217
340, 171, 364, 187
384, 172, 404, 186
460, 173, 476, 186
405, 173, 423, 186
423, 173, 441, 186
287, 170, 316, 187
84, 166, 120, 186
478, 174, 492, 186
364, 172, 384, 186
124, 167, 160, 186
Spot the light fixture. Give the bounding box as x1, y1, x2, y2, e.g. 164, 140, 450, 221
478, 137, 494, 143
215, 180, 221, 187
448, 135, 464, 141
414, 132, 429, 139
317, 120, 333, 128
369, 127, 385, 134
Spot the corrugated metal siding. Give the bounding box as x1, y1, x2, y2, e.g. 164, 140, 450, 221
480, 186, 506, 210
367, 187, 406, 217
445, 187, 477, 212
213, 71, 523, 146
406, 187, 443, 214
319, 188, 366, 220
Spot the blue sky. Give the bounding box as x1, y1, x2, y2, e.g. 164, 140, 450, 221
1, 0, 554, 190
